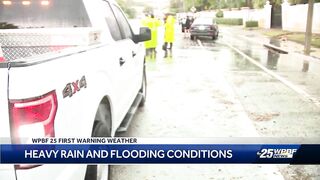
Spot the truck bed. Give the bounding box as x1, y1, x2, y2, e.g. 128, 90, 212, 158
0, 28, 101, 61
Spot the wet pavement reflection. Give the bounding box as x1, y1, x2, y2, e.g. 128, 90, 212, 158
266, 39, 280, 70
220, 28, 320, 103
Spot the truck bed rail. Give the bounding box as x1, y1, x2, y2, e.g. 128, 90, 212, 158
0, 28, 101, 61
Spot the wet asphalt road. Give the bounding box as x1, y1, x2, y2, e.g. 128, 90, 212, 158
111, 25, 320, 179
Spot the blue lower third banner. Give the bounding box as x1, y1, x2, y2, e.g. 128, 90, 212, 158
1, 144, 320, 164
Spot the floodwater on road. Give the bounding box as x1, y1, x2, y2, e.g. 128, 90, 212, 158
221, 27, 320, 103
111, 25, 320, 180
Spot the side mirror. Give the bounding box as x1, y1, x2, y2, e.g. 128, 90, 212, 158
134, 27, 151, 43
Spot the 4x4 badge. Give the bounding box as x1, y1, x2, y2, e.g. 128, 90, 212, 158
63, 76, 87, 98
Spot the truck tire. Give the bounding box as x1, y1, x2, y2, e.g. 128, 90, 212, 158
85, 101, 111, 180
139, 67, 147, 107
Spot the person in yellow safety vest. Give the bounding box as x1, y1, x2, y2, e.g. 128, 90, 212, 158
148, 14, 161, 59
163, 15, 175, 57
141, 14, 161, 59
141, 14, 151, 54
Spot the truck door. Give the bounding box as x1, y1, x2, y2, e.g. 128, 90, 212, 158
100, 1, 137, 123
110, 4, 141, 102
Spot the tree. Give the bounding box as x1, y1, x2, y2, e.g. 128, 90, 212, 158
252, 0, 267, 9
179, 0, 196, 11
177, 0, 320, 11
208, 0, 221, 9
269, 0, 282, 6
289, 0, 320, 4
124, 8, 137, 19
246, 0, 253, 8
224, 0, 246, 9
116, 0, 137, 18
181, 0, 206, 11
170, 0, 184, 13
143, 5, 154, 14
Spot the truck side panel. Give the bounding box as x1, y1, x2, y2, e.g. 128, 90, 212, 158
0, 67, 16, 180
0, 67, 10, 138
8, 45, 131, 179
8, 45, 121, 137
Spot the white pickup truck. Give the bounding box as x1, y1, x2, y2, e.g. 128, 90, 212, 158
0, 0, 150, 179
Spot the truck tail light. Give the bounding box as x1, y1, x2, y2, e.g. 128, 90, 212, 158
0, 45, 5, 62
9, 91, 57, 169
9, 90, 58, 143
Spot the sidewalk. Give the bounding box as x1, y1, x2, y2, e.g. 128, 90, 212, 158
221, 25, 320, 60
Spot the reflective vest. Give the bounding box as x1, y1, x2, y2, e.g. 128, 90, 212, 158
164, 15, 175, 43
142, 17, 161, 49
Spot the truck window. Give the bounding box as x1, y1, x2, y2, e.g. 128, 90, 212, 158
101, 1, 122, 41
0, 0, 91, 29
111, 5, 133, 40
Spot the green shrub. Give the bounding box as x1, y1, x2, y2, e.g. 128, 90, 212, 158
215, 18, 243, 25
215, 10, 224, 18
245, 21, 258, 27
0, 22, 18, 29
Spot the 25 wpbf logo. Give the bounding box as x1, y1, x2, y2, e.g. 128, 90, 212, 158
257, 148, 297, 159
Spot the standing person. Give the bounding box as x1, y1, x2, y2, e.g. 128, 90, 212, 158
141, 14, 152, 57
163, 14, 175, 57
148, 14, 161, 59
184, 16, 192, 38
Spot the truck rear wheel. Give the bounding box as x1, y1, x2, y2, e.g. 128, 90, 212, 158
92, 102, 111, 137
85, 101, 111, 180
